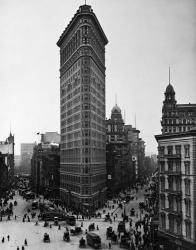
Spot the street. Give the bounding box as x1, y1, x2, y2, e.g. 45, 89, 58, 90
0, 188, 147, 250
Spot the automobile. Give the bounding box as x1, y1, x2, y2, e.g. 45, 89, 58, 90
104, 214, 111, 222
120, 235, 130, 249
65, 215, 76, 226
88, 223, 95, 231
79, 237, 86, 248
106, 227, 113, 239
32, 200, 38, 210
43, 233, 50, 243
70, 226, 82, 235
25, 192, 35, 200
130, 208, 135, 216
86, 233, 101, 249
118, 221, 126, 233
54, 216, 58, 226
63, 231, 70, 242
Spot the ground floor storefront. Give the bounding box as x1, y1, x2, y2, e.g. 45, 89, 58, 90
158, 230, 195, 250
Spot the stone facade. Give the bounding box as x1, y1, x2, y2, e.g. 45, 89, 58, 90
0, 133, 15, 192
106, 105, 134, 197
155, 83, 196, 250
31, 143, 60, 199
57, 4, 108, 213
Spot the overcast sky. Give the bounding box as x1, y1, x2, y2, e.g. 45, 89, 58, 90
0, 0, 196, 155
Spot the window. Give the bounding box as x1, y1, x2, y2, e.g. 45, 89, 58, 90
184, 145, 190, 158
160, 162, 165, 173
160, 178, 165, 191
185, 162, 190, 175
177, 221, 182, 235
161, 196, 165, 209
161, 214, 166, 229
169, 216, 174, 233
167, 146, 173, 155
159, 146, 165, 157
185, 180, 190, 196
175, 145, 181, 155
185, 222, 191, 239
176, 161, 181, 172
185, 200, 191, 217
168, 161, 173, 172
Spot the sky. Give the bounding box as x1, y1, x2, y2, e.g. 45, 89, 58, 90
0, 0, 196, 155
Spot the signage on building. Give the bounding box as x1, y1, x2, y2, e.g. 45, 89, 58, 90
108, 174, 112, 180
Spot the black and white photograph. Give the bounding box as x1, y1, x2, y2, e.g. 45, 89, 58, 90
0, 0, 196, 249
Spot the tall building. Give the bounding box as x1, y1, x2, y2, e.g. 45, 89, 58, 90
20, 143, 35, 174
57, 4, 108, 213
0, 133, 15, 193
31, 142, 60, 198
161, 83, 196, 134
155, 82, 196, 250
106, 105, 133, 197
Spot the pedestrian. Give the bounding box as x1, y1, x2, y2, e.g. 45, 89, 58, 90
17, 246, 19, 250
81, 221, 83, 227
15, 215, 17, 220
7, 235, 10, 241
97, 225, 99, 230
24, 238, 27, 246
85, 229, 88, 234
50, 224, 52, 228
58, 224, 61, 230
22, 217, 25, 222
22, 246, 25, 250
108, 242, 111, 249
28, 216, 30, 222
2, 237, 5, 243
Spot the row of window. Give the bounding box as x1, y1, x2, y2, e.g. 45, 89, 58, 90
160, 177, 190, 195
163, 125, 193, 133
163, 110, 194, 118
60, 30, 81, 66
160, 214, 192, 239
162, 118, 195, 125
160, 161, 190, 174
159, 145, 190, 157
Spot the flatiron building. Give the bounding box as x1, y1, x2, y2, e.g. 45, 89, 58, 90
57, 4, 108, 213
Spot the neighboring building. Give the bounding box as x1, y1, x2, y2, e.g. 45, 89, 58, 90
0, 152, 8, 199
31, 142, 60, 199
14, 155, 21, 175
41, 132, 60, 144
155, 82, 196, 250
106, 105, 147, 197
161, 83, 196, 134
106, 105, 133, 197
0, 133, 15, 190
20, 143, 35, 175
125, 125, 145, 182
57, 4, 108, 213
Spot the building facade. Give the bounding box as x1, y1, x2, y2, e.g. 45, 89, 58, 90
31, 142, 60, 199
155, 83, 196, 250
0, 133, 15, 190
57, 4, 108, 213
106, 105, 133, 197
20, 143, 35, 175
161, 83, 196, 134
